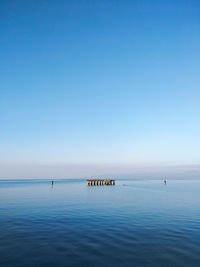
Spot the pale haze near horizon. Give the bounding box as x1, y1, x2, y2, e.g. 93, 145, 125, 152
0, 0, 200, 179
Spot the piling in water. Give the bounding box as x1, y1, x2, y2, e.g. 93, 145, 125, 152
87, 179, 115, 186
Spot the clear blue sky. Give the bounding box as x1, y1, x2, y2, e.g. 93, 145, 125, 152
0, 0, 200, 178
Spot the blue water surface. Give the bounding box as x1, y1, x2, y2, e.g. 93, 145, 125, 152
0, 179, 200, 267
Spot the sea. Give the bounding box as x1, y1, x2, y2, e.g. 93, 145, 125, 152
0, 179, 200, 267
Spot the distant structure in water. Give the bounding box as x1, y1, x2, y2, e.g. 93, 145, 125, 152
87, 179, 115, 186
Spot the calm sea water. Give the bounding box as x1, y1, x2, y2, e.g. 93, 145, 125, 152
0, 179, 200, 267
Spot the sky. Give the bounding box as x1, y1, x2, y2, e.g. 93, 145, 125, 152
0, 0, 200, 179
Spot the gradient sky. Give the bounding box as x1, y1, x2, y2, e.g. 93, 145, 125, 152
0, 0, 200, 178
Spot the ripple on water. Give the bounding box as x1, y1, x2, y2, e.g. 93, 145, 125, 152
1, 179, 200, 267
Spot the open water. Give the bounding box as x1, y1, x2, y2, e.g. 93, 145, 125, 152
0, 179, 200, 267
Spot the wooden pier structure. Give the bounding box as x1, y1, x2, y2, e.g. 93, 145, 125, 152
87, 179, 115, 186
